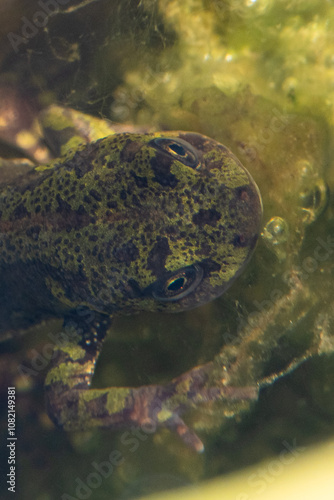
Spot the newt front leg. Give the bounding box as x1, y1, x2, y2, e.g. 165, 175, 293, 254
45, 315, 258, 452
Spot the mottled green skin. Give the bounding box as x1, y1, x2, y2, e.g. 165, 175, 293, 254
0, 108, 262, 450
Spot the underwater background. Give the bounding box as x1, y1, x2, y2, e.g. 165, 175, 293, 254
0, 1, 334, 499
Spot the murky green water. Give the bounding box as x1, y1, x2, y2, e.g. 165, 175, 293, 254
0, 1, 334, 499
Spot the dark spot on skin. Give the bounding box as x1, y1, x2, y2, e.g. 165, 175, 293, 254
147, 237, 171, 276
126, 279, 142, 298
89, 235, 98, 242
130, 170, 148, 188
197, 242, 213, 257
198, 259, 221, 276
26, 225, 41, 240
131, 194, 141, 207
77, 205, 88, 216
107, 201, 117, 209
113, 242, 139, 265
5, 240, 16, 252
150, 154, 178, 188
13, 203, 29, 219
63, 141, 99, 179
120, 190, 127, 200
120, 139, 143, 163
56, 193, 72, 214
192, 208, 221, 227
89, 189, 102, 202
166, 225, 178, 235
232, 234, 247, 247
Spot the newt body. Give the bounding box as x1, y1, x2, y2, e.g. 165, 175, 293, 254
0, 106, 262, 450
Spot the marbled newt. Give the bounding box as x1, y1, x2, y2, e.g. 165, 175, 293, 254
0, 105, 262, 451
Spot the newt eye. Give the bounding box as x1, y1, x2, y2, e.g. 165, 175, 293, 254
150, 137, 199, 168
152, 264, 204, 302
